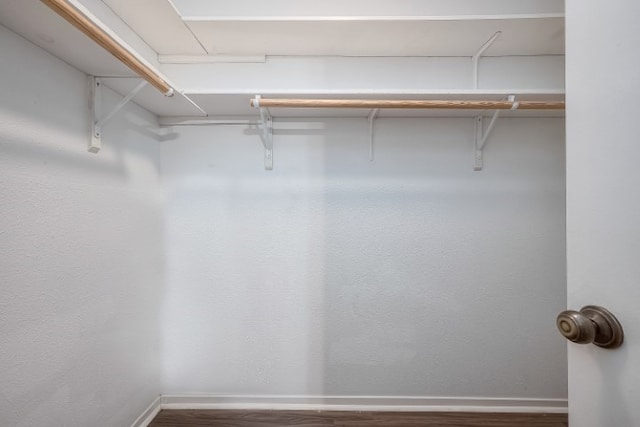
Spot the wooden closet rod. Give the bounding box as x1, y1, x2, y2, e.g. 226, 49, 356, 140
41, 0, 174, 96
251, 98, 565, 110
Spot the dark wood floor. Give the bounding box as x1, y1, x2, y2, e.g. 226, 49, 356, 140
148, 410, 568, 427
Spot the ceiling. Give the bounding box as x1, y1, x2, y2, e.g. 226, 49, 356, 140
0, 0, 565, 119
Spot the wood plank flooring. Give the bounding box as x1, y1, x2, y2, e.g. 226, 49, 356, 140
148, 410, 568, 427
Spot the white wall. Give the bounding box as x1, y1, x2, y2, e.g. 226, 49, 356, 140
161, 117, 567, 400
0, 26, 164, 426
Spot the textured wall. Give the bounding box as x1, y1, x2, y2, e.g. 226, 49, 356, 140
0, 26, 164, 426
161, 117, 567, 399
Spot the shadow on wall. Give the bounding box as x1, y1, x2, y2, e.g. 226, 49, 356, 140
316, 117, 567, 397
0, 88, 170, 180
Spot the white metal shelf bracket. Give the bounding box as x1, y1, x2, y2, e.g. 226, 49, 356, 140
474, 95, 517, 171
89, 76, 147, 153
254, 95, 274, 170
472, 31, 502, 89
368, 108, 380, 161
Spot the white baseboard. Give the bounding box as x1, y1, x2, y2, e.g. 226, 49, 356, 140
130, 395, 162, 427
159, 394, 568, 414
132, 394, 568, 425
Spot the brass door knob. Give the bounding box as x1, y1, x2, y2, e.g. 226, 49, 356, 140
556, 305, 624, 349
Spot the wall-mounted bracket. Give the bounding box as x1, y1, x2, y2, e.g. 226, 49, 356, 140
474, 95, 517, 171
472, 31, 502, 89
89, 76, 147, 153
254, 95, 274, 170
474, 112, 498, 171
368, 108, 380, 161
89, 77, 102, 153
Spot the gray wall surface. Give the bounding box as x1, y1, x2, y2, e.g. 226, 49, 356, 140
161, 117, 567, 399
0, 25, 164, 427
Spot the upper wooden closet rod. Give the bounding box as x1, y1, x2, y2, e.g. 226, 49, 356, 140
251, 98, 565, 110
41, 0, 174, 96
